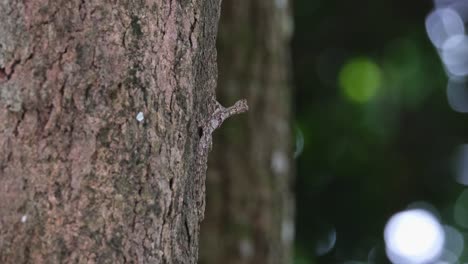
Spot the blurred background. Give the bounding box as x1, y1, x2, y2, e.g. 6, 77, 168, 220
201, 0, 468, 263
294, 0, 468, 263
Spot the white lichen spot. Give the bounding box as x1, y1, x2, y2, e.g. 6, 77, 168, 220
21, 215, 27, 223
136, 112, 144, 122
271, 150, 289, 175
239, 238, 254, 259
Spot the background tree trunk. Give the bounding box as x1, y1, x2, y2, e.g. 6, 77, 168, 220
0, 0, 222, 263
199, 0, 294, 263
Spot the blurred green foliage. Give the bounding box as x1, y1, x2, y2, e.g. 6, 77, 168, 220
339, 57, 381, 103
292, 0, 468, 263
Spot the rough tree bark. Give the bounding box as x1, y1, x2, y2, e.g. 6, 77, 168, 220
0, 0, 240, 263
199, 0, 294, 263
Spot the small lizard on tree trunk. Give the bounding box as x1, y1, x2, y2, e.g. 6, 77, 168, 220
195, 99, 249, 219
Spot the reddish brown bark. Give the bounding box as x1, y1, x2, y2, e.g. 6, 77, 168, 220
199, 0, 295, 263
0, 0, 223, 263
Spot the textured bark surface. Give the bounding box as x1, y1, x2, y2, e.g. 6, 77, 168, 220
0, 0, 222, 263
199, 0, 294, 263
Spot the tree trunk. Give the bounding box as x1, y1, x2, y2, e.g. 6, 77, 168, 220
199, 0, 294, 263
0, 0, 228, 263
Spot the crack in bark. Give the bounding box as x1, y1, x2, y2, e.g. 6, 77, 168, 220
3, 59, 20, 81
13, 110, 26, 137
0, 51, 34, 82
64, 121, 75, 201
57, 46, 70, 66
132, 182, 143, 232
79, 0, 87, 21
24, 52, 35, 64
0, 145, 13, 173
188, 14, 198, 49
32, 8, 60, 29
184, 216, 191, 246
0, 68, 6, 81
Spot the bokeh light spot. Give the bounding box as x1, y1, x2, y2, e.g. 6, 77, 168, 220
294, 126, 305, 159
442, 225, 464, 262
447, 79, 468, 113
339, 57, 381, 103
425, 8, 464, 49
454, 189, 468, 229
314, 227, 336, 256
384, 209, 444, 264
407, 201, 441, 220
441, 35, 468, 77
454, 144, 468, 185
